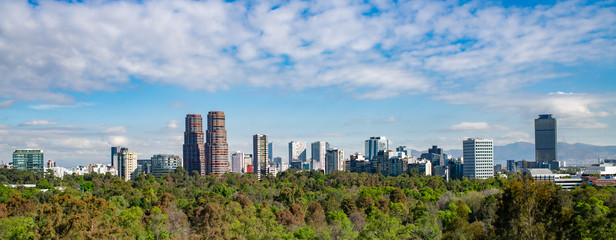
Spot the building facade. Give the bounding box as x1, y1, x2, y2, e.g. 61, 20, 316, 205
311, 141, 329, 171
118, 148, 138, 181
288, 141, 307, 164
268, 142, 273, 163
150, 154, 181, 178
365, 136, 392, 161
205, 111, 229, 175
111, 146, 126, 167
463, 138, 494, 179
326, 148, 344, 174
349, 153, 370, 173
253, 134, 269, 179
13, 149, 44, 172
183, 114, 206, 175
231, 151, 244, 173
535, 114, 557, 164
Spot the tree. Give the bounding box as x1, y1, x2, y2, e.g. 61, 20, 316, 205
119, 206, 146, 238
6, 195, 34, 217
327, 210, 356, 240
0, 216, 35, 239
147, 206, 170, 240
305, 202, 326, 226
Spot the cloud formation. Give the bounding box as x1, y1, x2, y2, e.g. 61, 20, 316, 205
19, 120, 57, 126
447, 122, 493, 131
0, 100, 16, 109
0, 0, 613, 103
167, 120, 179, 129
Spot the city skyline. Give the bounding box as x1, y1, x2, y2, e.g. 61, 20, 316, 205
0, 0, 615, 167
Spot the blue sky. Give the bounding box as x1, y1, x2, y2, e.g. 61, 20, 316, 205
0, 0, 615, 167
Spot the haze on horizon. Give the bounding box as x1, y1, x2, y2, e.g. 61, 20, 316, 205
0, 0, 615, 167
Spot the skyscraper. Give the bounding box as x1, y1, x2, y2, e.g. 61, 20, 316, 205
253, 134, 269, 179
118, 148, 138, 181
420, 145, 444, 167
150, 154, 181, 178
268, 142, 273, 162
205, 111, 229, 175
183, 114, 205, 175
326, 148, 344, 174
396, 146, 410, 157
13, 149, 44, 172
463, 138, 494, 179
311, 141, 329, 170
289, 141, 307, 163
111, 146, 126, 166
535, 114, 557, 164
231, 151, 244, 173
365, 136, 392, 161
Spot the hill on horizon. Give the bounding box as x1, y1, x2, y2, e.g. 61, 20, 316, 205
414, 142, 616, 166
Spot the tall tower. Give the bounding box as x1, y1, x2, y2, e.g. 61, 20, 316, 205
325, 148, 344, 174
118, 148, 137, 181
462, 138, 494, 179
365, 136, 392, 161
268, 142, 273, 162
311, 141, 329, 170
231, 151, 244, 173
183, 114, 205, 175
535, 114, 557, 164
253, 134, 269, 179
288, 141, 307, 163
205, 111, 229, 175
111, 146, 124, 166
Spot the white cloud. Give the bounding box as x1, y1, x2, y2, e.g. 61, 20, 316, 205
0, 100, 16, 108
29, 102, 92, 110
448, 122, 492, 131
550, 91, 575, 95
108, 136, 129, 146
167, 120, 179, 129
102, 126, 127, 135
446, 122, 511, 131
19, 120, 57, 126
0, 0, 612, 103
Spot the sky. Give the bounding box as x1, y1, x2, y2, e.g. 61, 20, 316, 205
0, 0, 615, 167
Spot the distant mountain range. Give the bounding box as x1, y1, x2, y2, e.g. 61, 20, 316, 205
413, 142, 616, 166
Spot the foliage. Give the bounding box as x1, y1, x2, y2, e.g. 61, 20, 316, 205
0, 168, 613, 239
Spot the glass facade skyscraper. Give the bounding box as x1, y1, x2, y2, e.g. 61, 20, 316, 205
325, 148, 344, 174
535, 114, 557, 164
183, 114, 205, 175
150, 154, 181, 178
205, 111, 229, 175
13, 149, 44, 172
365, 136, 392, 161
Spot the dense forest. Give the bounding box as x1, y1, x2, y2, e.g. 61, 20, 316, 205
0, 167, 615, 239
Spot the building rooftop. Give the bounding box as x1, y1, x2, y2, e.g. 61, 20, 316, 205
526, 168, 554, 176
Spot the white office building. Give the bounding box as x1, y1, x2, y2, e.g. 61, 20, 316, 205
463, 138, 494, 179
289, 141, 307, 164
311, 141, 329, 171
231, 151, 244, 173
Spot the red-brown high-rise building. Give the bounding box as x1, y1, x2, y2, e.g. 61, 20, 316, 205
205, 111, 229, 175
183, 114, 205, 175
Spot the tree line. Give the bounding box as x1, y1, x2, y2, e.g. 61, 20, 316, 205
0, 167, 614, 239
